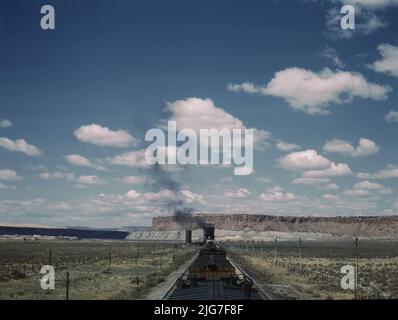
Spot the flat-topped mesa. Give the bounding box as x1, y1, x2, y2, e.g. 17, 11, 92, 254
151, 214, 398, 238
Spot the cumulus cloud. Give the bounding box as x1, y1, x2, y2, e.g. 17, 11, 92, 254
320, 46, 346, 68
0, 182, 16, 190
324, 183, 339, 190
228, 68, 390, 114
0, 169, 22, 181
0, 137, 41, 156
292, 177, 331, 185
65, 154, 105, 170
122, 176, 149, 185
39, 171, 105, 188
278, 149, 331, 171
337, 0, 398, 9
38, 171, 76, 181
344, 180, 392, 197
255, 176, 272, 183
323, 138, 379, 157
293, 163, 351, 186
180, 190, 206, 205
322, 0, 398, 39
302, 163, 352, 178
276, 141, 300, 152
110, 149, 148, 168
125, 188, 205, 205
357, 164, 398, 179
164, 97, 271, 151
369, 44, 398, 77
74, 124, 136, 147
0, 119, 12, 128
76, 175, 106, 186
385, 110, 398, 123
224, 188, 251, 198
322, 194, 339, 200
259, 186, 297, 202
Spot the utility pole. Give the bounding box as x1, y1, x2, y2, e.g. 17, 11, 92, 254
299, 237, 302, 273
274, 237, 278, 265
65, 272, 70, 300
355, 238, 359, 300
136, 245, 140, 267
49, 249, 52, 266
108, 245, 112, 272
160, 247, 163, 272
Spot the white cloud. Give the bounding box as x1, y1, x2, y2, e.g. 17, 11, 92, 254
126, 190, 141, 199
220, 176, 233, 183
39, 171, 107, 188
0, 137, 41, 156
255, 176, 272, 183
125, 188, 206, 205
224, 188, 251, 198
370, 44, 398, 77
0, 183, 15, 190
181, 190, 206, 204
266, 186, 284, 193
76, 175, 106, 186
259, 188, 297, 202
74, 124, 136, 147
122, 176, 148, 185
0, 119, 12, 128
164, 97, 271, 151
110, 149, 148, 168
38, 171, 75, 181
0, 169, 22, 181
276, 141, 300, 152
323, 138, 379, 157
292, 177, 331, 185
344, 180, 392, 197
337, 0, 398, 9
322, 194, 339, 200
278, 149, 331, 171
65, 154, 105, 170
320, 46, 345, 68
228, 68, 390, 114
357, 164, 398, 179
324, 183, 339, 190
385, 110, 398, 123
354, 180, 389, 191
302, 163, 353, 178
325, 6, 388, 39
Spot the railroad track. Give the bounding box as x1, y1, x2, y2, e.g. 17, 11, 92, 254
227, 255, 272, 300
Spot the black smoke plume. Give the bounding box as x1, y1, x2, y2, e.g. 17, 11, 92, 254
148, 163, 204, 229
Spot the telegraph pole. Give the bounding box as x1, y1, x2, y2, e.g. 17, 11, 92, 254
355, 238, 359, 300
49, 249, 52, 266
299, 237, 302, 273
274, 237, 278, 265
136, 244, 140, 267
65, 272, 70, 300
108, 245, 112, 272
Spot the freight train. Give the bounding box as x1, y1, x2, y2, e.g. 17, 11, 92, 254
165, 242, 266, 300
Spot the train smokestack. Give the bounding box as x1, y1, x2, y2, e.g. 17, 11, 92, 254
203, 224, 215, 241
185, 230, 192, 245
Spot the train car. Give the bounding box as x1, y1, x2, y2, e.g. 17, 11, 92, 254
165, 242, 266, 300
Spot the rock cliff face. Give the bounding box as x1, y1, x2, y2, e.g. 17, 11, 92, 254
151, 214, 398, 238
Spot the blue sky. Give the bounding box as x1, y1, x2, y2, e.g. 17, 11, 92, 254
1, 0, 398, 227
